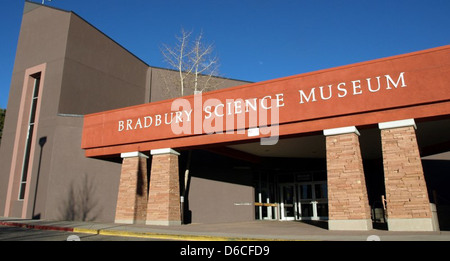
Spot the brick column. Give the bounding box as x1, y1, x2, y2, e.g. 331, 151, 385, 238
115, 152, 148, 224
324, 126, 372, 230
146, 148, 181, 226
379, 119, 437, 231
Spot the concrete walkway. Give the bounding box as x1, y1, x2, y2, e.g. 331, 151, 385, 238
1, 217, 449, 241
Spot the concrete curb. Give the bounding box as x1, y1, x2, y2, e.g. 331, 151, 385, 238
75, 226, 294, 241
0, 220, 288, 241
94, 229, 278, 241
0, 221, 74, 232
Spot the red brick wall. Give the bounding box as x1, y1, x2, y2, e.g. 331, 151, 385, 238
326, 132, 372, 221
146, 153, 181, 224
381, 126, 431, 219
115, 156, 148, 223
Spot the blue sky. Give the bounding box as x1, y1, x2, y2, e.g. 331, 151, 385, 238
1, 0, 449, 109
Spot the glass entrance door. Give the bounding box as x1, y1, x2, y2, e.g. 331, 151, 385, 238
297, 182, 328, 220
313, 182, 328, 220
298, 183, 313, 220
280, 184, 296, 220
279, 182, 328, 221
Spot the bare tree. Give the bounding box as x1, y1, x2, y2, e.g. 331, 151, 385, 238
160, 30, 222, 223
161, 29, 221, 98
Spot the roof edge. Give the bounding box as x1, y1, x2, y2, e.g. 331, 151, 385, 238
24, 0, 71, 14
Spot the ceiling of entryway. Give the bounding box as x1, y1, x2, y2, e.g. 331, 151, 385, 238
226, 118, 450, 160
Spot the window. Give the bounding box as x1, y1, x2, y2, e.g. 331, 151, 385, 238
18, 73, 41, 200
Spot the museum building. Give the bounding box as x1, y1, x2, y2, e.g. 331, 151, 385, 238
1, 1, 449, 231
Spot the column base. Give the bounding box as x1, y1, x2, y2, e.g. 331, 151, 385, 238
146, 220, 182, 226
387, 218, 436, 231
328, 219, 373, 231
114, 219, 133, 224
115, 219, 146, 225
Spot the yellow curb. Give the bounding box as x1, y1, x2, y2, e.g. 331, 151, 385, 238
99, 230, 231, 241
73, 227, 100, 235
73, 227, 291, 241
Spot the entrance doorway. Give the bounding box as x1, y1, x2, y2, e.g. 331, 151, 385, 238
279, 182, 328, 221
255, 170, 328, 221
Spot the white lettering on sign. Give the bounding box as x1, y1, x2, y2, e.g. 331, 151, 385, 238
116, 72, 406, 144
299, 72, 406, 104
118, 94, 285, 132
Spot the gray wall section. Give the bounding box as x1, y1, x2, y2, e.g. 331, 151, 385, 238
182, 150, 255, 224
42, 116, 121, 222
189, 175, 255, 224
58, 13, 149, 115
12, 6, 71, 72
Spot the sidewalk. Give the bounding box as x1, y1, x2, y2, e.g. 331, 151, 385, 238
1, 217, 449, 241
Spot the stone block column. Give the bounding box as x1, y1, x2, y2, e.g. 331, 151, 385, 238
324, 126, 372, 230
115, 152, 149, 224
146, 148, 181, 226
379, 119, 437, 231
